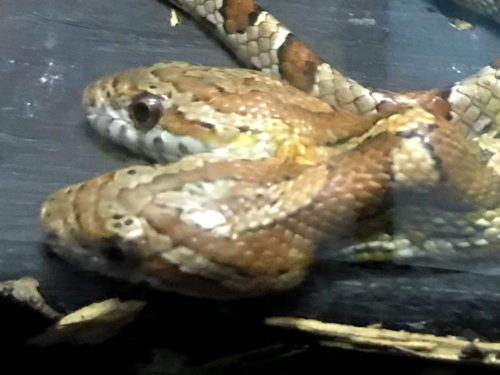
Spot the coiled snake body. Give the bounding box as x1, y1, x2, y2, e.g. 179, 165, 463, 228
40, 0, 500, 298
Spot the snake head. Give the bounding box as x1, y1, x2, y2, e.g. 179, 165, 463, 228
39, 159, 320, 299
81, 62, 298, 163
82, 63, 212, 162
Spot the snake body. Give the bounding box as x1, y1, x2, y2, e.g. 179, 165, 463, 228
40, 0, 500, 298
453, 0, 500, 23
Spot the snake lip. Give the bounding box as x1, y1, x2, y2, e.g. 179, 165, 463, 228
85, 100, 210, 162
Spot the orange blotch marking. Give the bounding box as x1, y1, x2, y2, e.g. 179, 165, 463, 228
222, 0, 261, 33
278, 36, 321, 93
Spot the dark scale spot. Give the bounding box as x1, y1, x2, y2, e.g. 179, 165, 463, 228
327, 137, 349, 147
425, 123, 439, 132
199, 122, 215, 130
238, 126, 250, 132
215, 85, 225, 93
178, 143, 189, 154
124, 219, 134, 226
151, 68, 161, 78
421, 142, 443, 170
476, 120, 493, 136
153, 136, 162, 147
113, 222, 122, 229
395, 130, 415, 139
396, 125, 443, 170
242, 77, 255, 85
247, 6, 262, 27
473, 222, 489, 232
106, 90, 111, 98
112, 77, 120, 89
112, 214, 124, 220
423, 142, 436, 153
414, 133, 443, 171
481, 148, 495, 162
429, 151, 443, 170
127, 169, 136, 175
149, 85, 157, 89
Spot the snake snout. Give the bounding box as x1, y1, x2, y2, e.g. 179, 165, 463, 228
82, 71, 141, 110
40, 185, 80, 249
40, 183, 133, 271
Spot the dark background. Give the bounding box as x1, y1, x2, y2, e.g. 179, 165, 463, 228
1, 0, 500, 372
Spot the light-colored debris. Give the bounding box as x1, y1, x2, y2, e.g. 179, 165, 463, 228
171, 9, 180, 27
450, 18, 474, 30
0, 277, 61, 320
31, 298, 146, 346
266, 317, 500, 366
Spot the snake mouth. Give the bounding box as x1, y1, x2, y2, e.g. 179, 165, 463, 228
40, 185, 152, 285
85, 103, 142, 154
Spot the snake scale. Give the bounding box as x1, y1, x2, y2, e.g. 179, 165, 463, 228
40, 0, 500, 298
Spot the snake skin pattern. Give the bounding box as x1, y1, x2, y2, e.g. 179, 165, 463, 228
40, 0, 500, 298
454, 0, 500, 23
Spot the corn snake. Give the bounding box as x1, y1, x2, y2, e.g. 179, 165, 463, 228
40, 0, 500, 298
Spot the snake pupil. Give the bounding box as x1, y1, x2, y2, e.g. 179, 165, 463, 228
133, 102, 150, 122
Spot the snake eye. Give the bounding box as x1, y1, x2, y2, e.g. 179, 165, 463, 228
129, 93, 164, 131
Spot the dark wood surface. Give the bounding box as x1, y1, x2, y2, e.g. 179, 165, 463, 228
2, 0, 500, 371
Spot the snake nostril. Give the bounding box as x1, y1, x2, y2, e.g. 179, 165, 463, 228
101, 245, 142, 266
102, 247, 126, 262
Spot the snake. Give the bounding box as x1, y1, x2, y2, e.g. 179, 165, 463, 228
453, 0, 500, 24
39, 0, 500, 299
